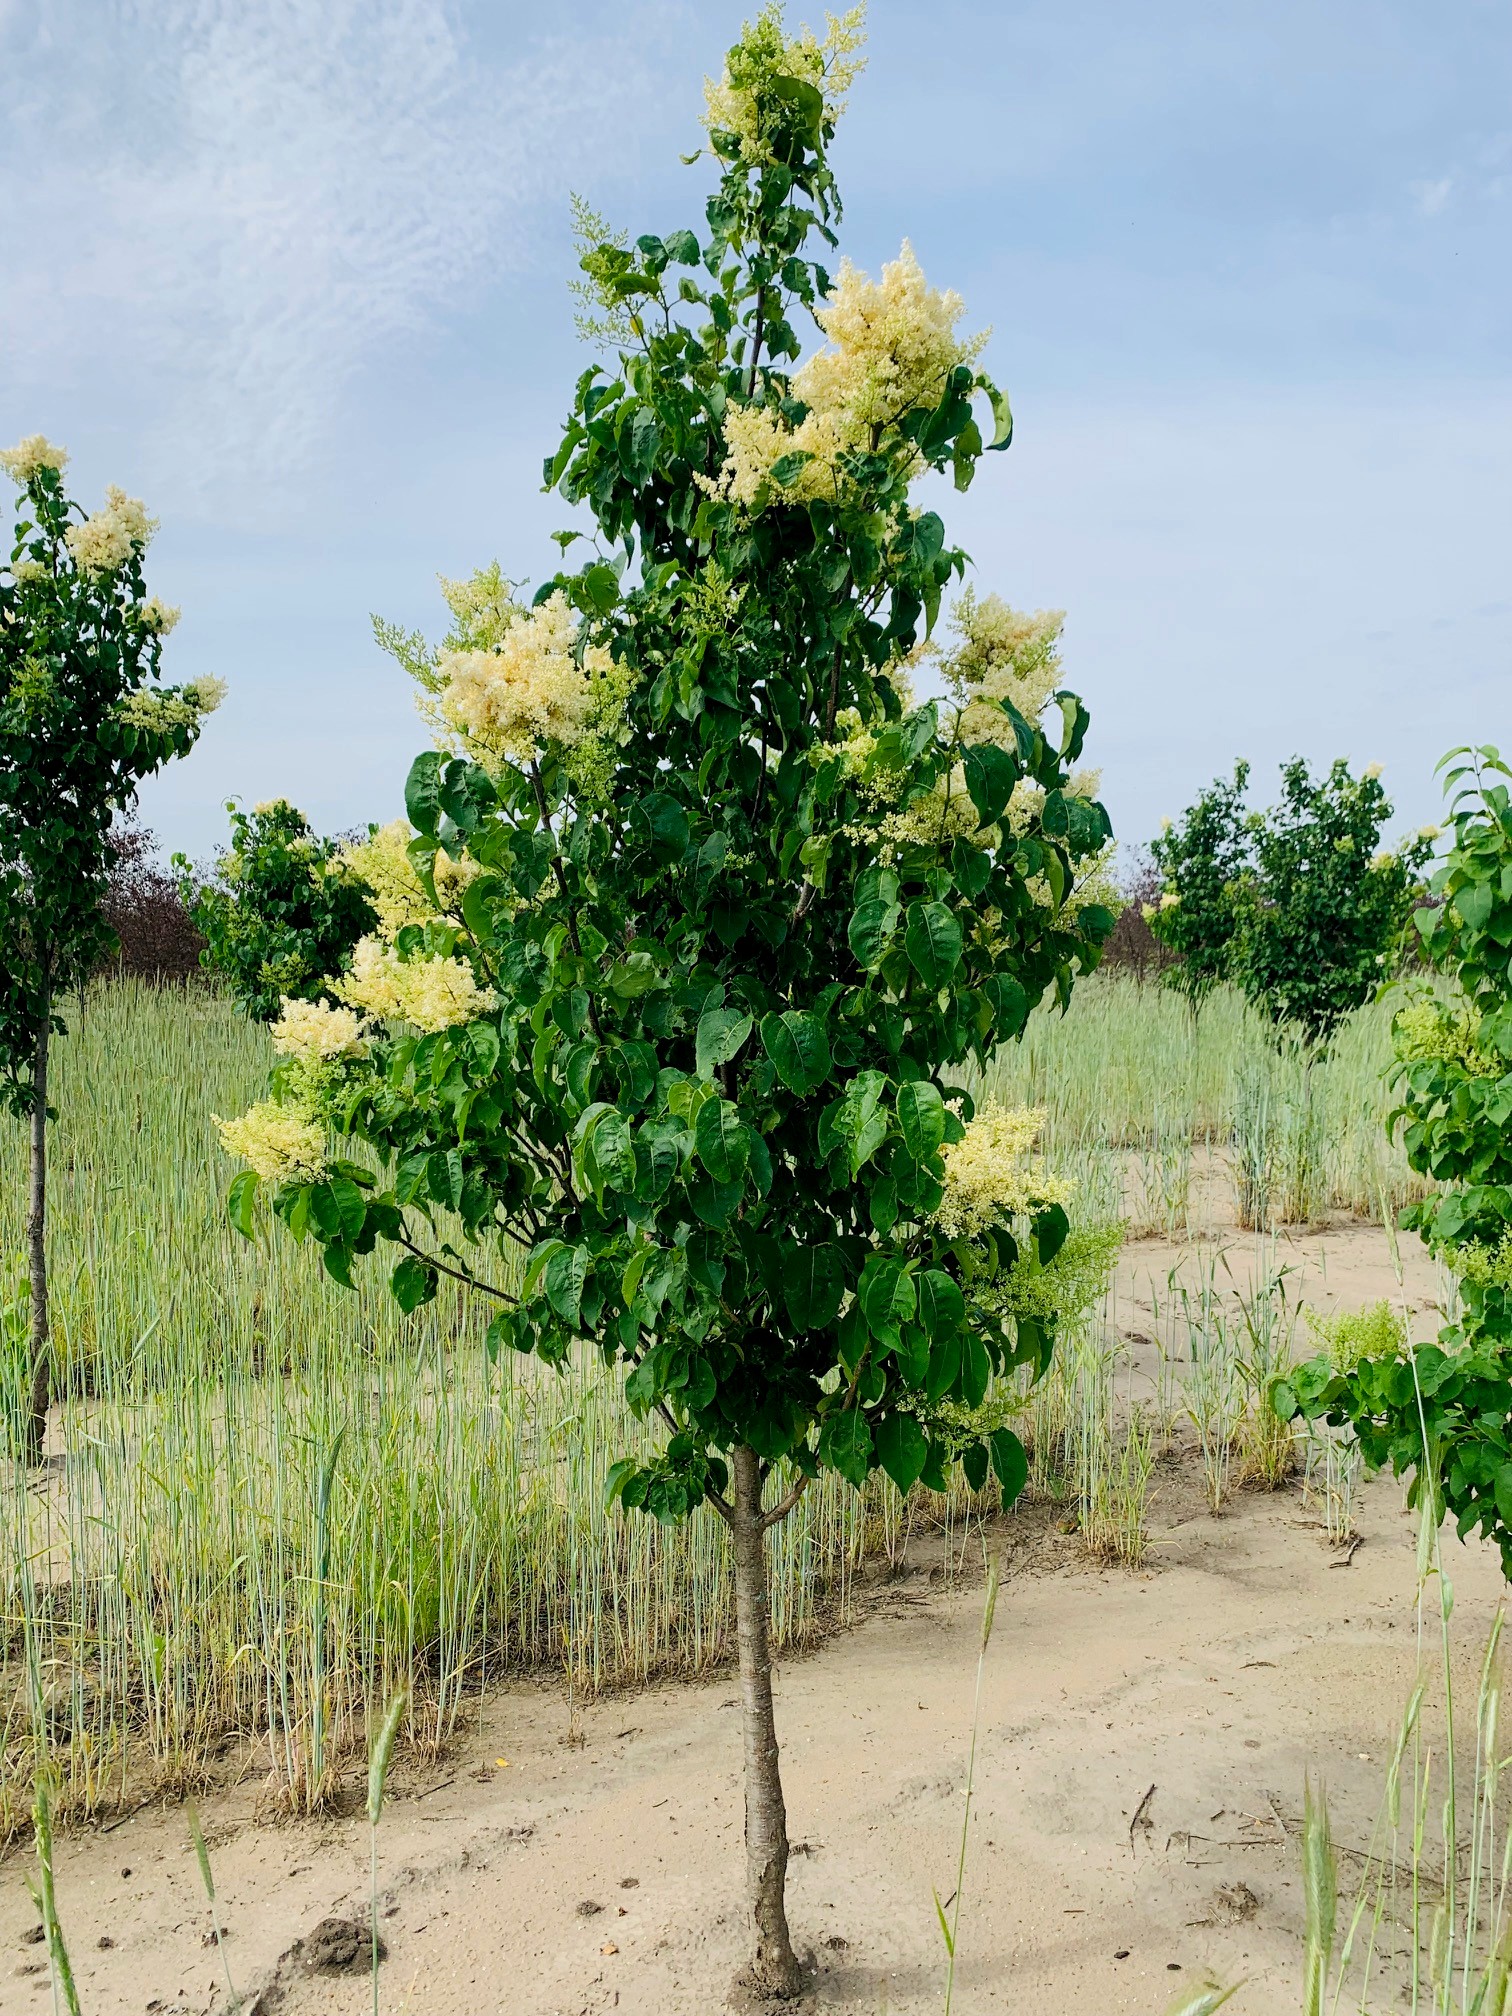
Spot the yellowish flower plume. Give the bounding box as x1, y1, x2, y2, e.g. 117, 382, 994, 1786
215, 1100, 328, 1183
0, 434, 68, 483
270, 998, 370, 1063
335, 935, 496, 1033
795, 241, 985, 437
941, 593, 1066, 752
64, 485, 157, 577
138, 596, 181, 636
340, 820, 477, 942
701, 4, 866, 166
930, 1104, 1074, 1239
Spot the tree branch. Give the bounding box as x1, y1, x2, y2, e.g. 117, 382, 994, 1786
760, 1472, 810, 1532
396, 1231, 517, 1304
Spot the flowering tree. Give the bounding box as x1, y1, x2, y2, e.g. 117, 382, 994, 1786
0, 436, 221, 1460
182, 799, 377, 1020
219, 9, 1113, 1991
1151, 757, 1433, 1043
1280, 749, 1512, 1563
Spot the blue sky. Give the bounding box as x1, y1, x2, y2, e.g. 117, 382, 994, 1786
3, 0, 1508, 865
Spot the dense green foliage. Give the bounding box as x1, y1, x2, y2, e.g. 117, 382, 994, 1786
181, 799, 375, 1021
1151, 756, 1431, 1044
1279, 749, 1512, 1566
0, 450, 210, 1114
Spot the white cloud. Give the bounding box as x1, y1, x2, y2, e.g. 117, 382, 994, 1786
0, 1, 649, 498
1412, 175, 1453, 216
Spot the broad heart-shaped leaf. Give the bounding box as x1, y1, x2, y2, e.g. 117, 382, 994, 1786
544, 1245, 589, 1327
858, 1255, 915, 1341
875, 1412, 928, 1494
960, 1331, 991, 1410
961, 743, 1018, 825
848, 895, 900, 971
586, 1108, 637, 1194
390, 1254, 437, 1313
782, 1243, 845, 1332
818, 1408, 872, 1488
989, 1428, 1029, 1505
404, 750, 442, 837
695, 1007, 753, 1082
761, 1009, 831, 1095
1033, 1202, 1070, 1265
694, 1097, 750, 1184
227, 1170, 259, 1241
904, 901, 963, 989
896, 1079, 945, 1161
916, 1269, 965, 1344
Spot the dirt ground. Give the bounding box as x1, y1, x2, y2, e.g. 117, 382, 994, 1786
4, 1221, 1500, 2016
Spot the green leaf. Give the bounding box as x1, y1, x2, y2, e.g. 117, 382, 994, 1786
819, 1408, 872, 1488
876, 1413, 928, 1494
961, 743, 1018, 825
848, 895, 900, 971
895, 1080, 945, 1161
404, 751, 443, 836
904, 901, 963, 988
760, 1010, 831, 1095
694, 1097, 750, 1184
695, 1007, 754, 1082
390, 1255, 437, 1313
544, 1245, 589, 1327
783, 1244, 845, 1331
858, 1255, 915, 1341
227, 1170, 259, 1241
587, 1109, 637, 1193
327, 1176, 367, 1242
989, 1428, 1029, 1504
961, 1332, 991, 1409
950, 838, 992, 898
961, 1440, 989, 1492
916, 1269, 965, 1344
581, 562, 620, 614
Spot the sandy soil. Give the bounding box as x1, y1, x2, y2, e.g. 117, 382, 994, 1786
4, 1222, 1495, 2016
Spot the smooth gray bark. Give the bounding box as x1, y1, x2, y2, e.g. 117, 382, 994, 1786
730, 1444, 802, 1997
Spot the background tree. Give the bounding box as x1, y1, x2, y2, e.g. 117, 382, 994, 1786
0, 435, 221, 1460
99, 819, 205, 984
180, 799, 376, 1021
1146, 760, 1249, 1012
1280, 747, 1512, 1562
216, 7, 1113, 1993
1151, 756, 1432, 1044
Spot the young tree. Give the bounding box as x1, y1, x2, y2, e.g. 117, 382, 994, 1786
1151, 757, 1432, 1044
1146, 761, 1249, 1012
0, 436, 221, 1460
181, 799, 376, 1020
1280, 747, 1512, 1562
217, 8, 1113, 1991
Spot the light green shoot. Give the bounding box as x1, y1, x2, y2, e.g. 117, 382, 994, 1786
367, 1689, 407, 2016
938, 1549, 1001, 2016
30, 1775, 81, 2016
188, 1804, 242, 2013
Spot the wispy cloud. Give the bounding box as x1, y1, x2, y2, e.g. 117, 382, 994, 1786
0, 1, 653, 501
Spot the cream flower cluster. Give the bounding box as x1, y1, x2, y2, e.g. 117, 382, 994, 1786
701, 4, 866, 164
930, 1104, 1074, 1240
941, 594, 1065, 754
137, 596, 181, 636
64, 484, 157, 577
0, 435, 68, 484
185, 675, 226, 713
270, 998, 370, 1063
441, 590, 607, 761
796, 241, 985, 436
1395, 996, 1501, 1078
701, 243, 983, 508
335, 936, 496, 1033
10, 558, 48, 584
340, 820, 478, 942
216, 1101, 328, 1184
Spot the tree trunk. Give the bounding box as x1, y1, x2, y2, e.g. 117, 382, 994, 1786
730, 1444, 802, 1998
24, 987, 50, 1466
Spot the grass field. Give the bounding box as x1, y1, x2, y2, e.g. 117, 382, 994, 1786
0, 974, 1423, 1840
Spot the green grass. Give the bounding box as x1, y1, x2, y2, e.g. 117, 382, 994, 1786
0, 973, 1416, 1837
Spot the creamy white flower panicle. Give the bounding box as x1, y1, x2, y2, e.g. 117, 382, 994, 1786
270, 997, 370, 1063
441, 589, 605, 760
335, 935, 496, 1033
138, 597, 181, 636
10, 559, 48, 584
215, 1100, 328, 1184
700, 5, 866, 165
185, 675, 226, 713
701, 241, 983, 508
930, 1104, 1075, 1240
0, 435, 68, 484
64, 485, 156, 577
1363, 762, 1384, 781
941, 593, 1065, 754
340, 819, 477, 942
